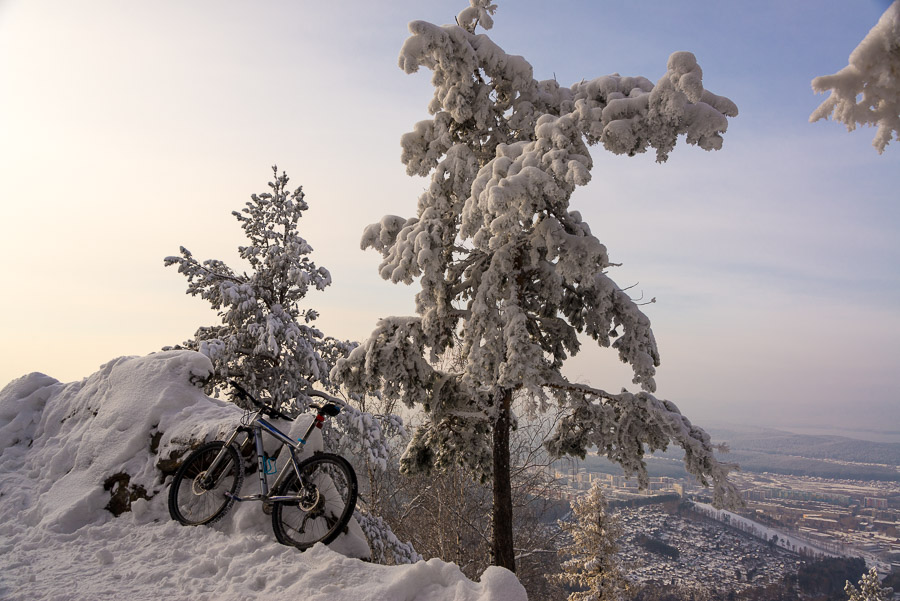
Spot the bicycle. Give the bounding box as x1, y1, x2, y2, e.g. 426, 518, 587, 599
167, 380, 358, 550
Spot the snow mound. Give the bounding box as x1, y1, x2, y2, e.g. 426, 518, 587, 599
1, 352, 225, 534
0, 351, 526, 600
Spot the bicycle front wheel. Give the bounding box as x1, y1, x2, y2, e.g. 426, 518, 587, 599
271, 453, 357, 550
168, 440, 243, 526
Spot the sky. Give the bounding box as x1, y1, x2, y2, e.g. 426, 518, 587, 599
1, 0, 898, 436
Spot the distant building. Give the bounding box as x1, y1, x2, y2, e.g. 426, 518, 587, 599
744, 489, 770, 502
864, 497, 888, 509
871, 520, 898, 536
765, 487, 851, 506
801, 515, 841, 531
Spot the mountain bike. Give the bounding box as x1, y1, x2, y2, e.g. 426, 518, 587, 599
167, 380, 358, 550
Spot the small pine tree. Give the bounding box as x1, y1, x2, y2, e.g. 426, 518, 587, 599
165, 166, 350, 411
554, 483, 629, 601
165, 167, 396, 473
845, 567, 894, 601
333, 0, 742, 572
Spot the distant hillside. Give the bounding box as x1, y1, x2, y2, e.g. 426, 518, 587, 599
577, 424, 900, 482
706, 426, 900, 465
718, 450, 900, 481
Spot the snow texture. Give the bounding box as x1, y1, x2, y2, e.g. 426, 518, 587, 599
0, 352, 525, 600
336, 0, 740, 505
810, 0, 900, 153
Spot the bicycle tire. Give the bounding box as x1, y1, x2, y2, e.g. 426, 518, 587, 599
168, 440, 243, 526
271, 453, 357, 550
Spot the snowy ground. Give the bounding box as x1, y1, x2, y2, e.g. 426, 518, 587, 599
0, 351, 525, 600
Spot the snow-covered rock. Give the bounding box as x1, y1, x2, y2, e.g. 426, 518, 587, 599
0, 351, 526, 600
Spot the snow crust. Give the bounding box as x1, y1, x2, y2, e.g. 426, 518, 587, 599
0, 351, 525, 600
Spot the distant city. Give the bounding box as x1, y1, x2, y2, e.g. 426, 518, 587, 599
548, 424, 900, 590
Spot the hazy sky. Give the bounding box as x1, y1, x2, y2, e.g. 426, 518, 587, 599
1, 0, 897, 434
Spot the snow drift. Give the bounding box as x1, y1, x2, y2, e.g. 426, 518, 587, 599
0, 351, 526, 600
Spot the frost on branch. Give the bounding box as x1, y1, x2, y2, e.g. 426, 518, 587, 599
811, 0, 900, 153
338, 2, 739, 507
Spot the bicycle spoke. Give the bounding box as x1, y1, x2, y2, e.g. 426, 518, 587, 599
168, 441, 243, 526
272, 454, 357, 550
169, 399, 357, 548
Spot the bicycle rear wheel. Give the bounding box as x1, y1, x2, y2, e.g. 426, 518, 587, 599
168, 440, 243, 526
271, 453, 357, 550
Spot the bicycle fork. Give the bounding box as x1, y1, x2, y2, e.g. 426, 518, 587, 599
197, 426, 244, 490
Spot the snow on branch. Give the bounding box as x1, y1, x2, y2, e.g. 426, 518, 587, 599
810, 0, 900, 153
398, 14, 737, 164
457, 0, 497, 33
572, 51, 738, 161
332, 317, 440, 408
577, 271, 660, 392
332, 316, 496, 479
545, 379, 741, 509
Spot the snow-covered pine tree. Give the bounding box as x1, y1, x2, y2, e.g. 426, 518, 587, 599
332, 0, 742, 571
810, 0, 900, 153
845, 567, 894, 601
165, 167, 394, 473
165, 166, 348, 409
554, 483, 628, 601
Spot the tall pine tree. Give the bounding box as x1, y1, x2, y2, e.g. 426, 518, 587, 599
333, 0, 741, 571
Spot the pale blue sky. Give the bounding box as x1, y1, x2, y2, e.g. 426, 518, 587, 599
1, 1, 897, 434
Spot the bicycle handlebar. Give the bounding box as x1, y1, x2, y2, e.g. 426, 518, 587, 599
227, 380, 295, 422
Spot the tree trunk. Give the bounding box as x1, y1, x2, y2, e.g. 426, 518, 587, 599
492, 388, 516, 572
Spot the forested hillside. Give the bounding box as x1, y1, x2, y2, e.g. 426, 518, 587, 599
578, 424, 900, 481
708, 427, 900, 465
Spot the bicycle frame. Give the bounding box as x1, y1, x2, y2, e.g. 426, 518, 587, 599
204, 408, 324, 505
